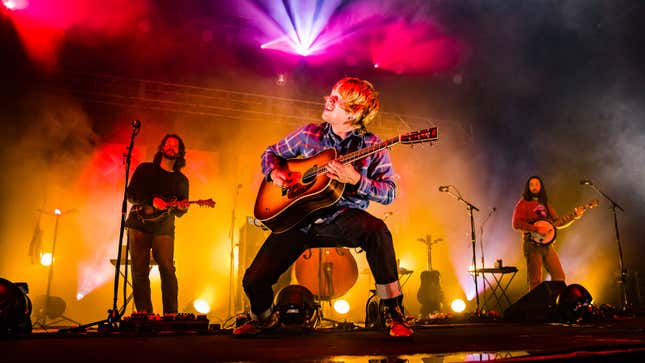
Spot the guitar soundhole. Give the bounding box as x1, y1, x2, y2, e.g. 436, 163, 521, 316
302, 167, 317, 184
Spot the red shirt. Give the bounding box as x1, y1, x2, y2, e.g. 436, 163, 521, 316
512, 198, 560, 233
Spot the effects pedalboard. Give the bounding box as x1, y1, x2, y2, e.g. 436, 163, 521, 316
118, 312, 210, 334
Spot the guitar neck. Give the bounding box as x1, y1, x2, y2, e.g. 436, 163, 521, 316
556, 204, 592, 226
313, 136, 400, 177
338, 136, 401, 164
166, 199, 212, 207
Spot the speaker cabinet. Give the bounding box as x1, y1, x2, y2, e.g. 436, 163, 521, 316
504, 281, 567, 321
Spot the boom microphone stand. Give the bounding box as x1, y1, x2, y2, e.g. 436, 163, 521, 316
581, 179, 629, 309
60, 120, 141, 333
439, 185, 481, 313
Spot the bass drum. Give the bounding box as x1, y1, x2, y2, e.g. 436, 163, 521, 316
294, 247, 358, 300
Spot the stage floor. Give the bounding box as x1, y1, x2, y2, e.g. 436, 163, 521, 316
2, 317, 645, 362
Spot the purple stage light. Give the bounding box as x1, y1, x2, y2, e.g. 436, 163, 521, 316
244, 0, 345, 57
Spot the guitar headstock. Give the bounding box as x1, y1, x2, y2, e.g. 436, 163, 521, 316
400, 127, 438, 145
196, 198, 216, 208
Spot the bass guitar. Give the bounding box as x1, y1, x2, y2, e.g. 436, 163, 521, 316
133, 197, 216, 223
254, 128, 438, 233
529, 199, 599, 246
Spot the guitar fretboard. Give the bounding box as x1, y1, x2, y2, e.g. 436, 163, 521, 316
556, 202, 597, 226
310, 136, 400, 177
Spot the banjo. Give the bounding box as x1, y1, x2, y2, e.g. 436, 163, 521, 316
529, 200, 599, 246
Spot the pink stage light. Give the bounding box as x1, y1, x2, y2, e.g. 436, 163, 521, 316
2, 0, 28, 10
5, 0, 149, 69
369, 19, 462, 75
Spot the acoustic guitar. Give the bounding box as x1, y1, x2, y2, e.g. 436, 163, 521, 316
529, 199, 599, 246
254, 128, 438, 233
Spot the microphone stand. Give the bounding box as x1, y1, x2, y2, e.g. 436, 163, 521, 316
228, 184, 242, 317
59, 121, 140, 333
441, 186, 481, 313
479, 209, 496, 269
584, 181, 629, 309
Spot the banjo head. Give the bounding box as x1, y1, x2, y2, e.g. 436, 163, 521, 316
530, 219, 557, 246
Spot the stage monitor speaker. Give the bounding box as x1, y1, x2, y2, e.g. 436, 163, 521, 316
504, 281, 567, 321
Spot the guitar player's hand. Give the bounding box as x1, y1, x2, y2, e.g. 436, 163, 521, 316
270, 168, 294, 187
175, 200, 189, 212
574, 207, 583, 219
326, 160, 361, 185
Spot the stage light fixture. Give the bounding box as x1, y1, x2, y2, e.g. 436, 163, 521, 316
275, 73, 287, 86
2, 0, 28, 10
33, 295, 67, 320
40, 252, 53, 267
450, 298, 466, 313
333, 299, 350, 315
193, 299, 210, 314
2, 0, 27, 10
294, 44, 312, 56
275, 285, 316, 326
556, 284, 593, 323
0, 278, 32, 336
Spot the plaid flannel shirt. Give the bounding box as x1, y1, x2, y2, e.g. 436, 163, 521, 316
261, 122, 397, 210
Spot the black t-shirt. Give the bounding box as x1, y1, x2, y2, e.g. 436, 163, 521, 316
125, 162, 189, 235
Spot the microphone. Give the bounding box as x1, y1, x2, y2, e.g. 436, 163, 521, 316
131, 119, 141, 129
438, 185, 449, 192
580, 179, 592, 186
488, 207, 496, 216
383, 211, 393, 219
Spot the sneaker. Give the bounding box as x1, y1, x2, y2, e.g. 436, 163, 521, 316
385, 305, 414, 338
232, 312, 279, 337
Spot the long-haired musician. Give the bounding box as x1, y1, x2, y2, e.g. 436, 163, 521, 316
235, 77, 413, 338
512, 176, 582, 291
125, 134, 189, 314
